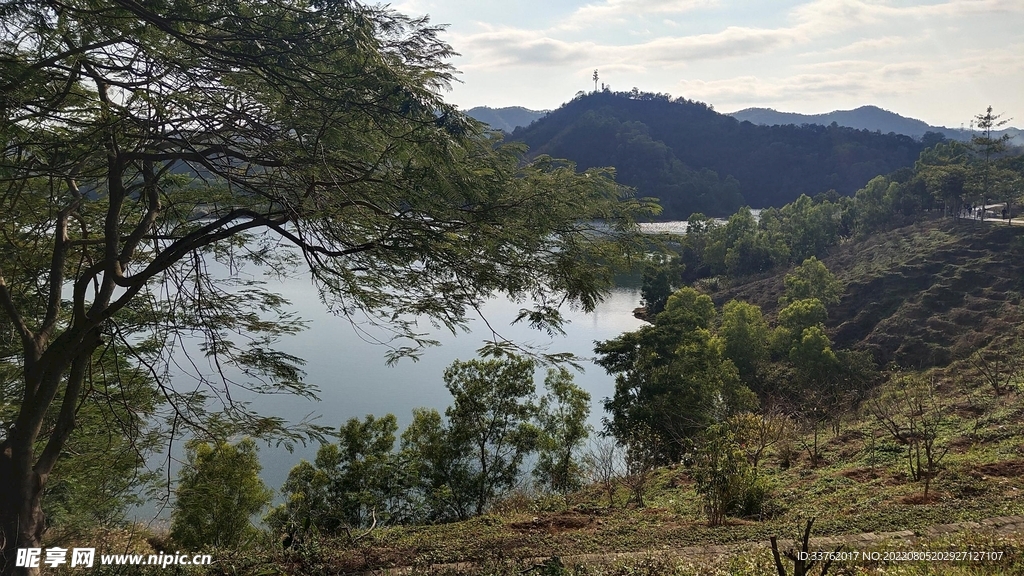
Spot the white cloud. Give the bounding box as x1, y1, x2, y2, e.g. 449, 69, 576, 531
455, 27, 596, 67
818, 35, 913, 56
678, 72, 885, 106
456, 24, 801, 69
564, 0, 718, 28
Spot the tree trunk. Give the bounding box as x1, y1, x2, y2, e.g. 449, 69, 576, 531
1, 330, 97, 576
0, 442, 45, 576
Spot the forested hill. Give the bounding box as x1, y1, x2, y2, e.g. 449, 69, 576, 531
509, 91, 925, 219
729, 105, 937, 139
730, 105, 1023, 146
465, 106, 547, 132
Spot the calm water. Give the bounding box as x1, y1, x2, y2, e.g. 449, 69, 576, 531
249, 276, 646, 493
135, 234, 658, 519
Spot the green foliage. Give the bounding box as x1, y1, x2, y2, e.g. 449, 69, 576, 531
444, 356, 540, 516
399, 407, 474, 522
171, 439, 272, 550
709, 208, 790, 277
970, 107, 1012, 210
688, 424, 758, 526
781, 257, 843, 307
268, 414, 409, 536
0, 0, 654, 551
788, 326, 840, 384
511, 108, 744, 219
0, 342, 162, 532
772, 298, 829, 361
853, 176, 899, 234
534, 368, 592, 497
719, 301, 769, 380
640, 265, 674, 315
268, 357, 599, 529
661, 287, 717, 329
598, 288, 755, 461
777, 194, 845, 261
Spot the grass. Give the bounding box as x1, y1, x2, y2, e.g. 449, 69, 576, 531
45, 216, 1024, 575
179, 367, 1022, 575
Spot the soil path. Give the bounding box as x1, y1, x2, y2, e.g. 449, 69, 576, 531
361, 515, 1024, 575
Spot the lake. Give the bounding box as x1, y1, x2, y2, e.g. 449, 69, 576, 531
135, 230, 663, 519
247, 274, 647, 493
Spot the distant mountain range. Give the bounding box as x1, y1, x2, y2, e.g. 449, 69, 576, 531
464, 106, 548, 132
468, 103, 1022, 146
728, 105, 1022, 145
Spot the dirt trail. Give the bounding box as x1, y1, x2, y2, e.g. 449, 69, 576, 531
362, 515, 1024, 575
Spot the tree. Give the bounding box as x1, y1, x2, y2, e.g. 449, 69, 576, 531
970, 107, 1011, 219
719, 300, 769, 381
584, 437, 622, 508
853, 176, 898, 234
399, 408, 474, 523
171, 439, 272, 550
916, 141, 971, 218
870, 373, 952, 497
788, 326, 840, 385
0, 339, 161, 534
777, 194, 842, 261
268, 415, 408, 537
728, 409, 790, 471
640, 265, 673, 316
534, 368, 591, 497
781, 257, 843, 307
0, 0, 651, 568
444, 356, 539, 516
688, 423, 749, 526
598, 288, 755, 461
621, 424, 660, 508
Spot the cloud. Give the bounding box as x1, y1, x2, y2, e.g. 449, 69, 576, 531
564, 0, 718, 28
457, 0, 1024, 71
818, 35, 913, 56
447, 0, 1023, 125
683, 73, 879, 101
637, 26, 799, 62
455, 27, 595, 67
679, 40, 1024, 110
881, 64, 925, 80
456, 24, 800, 69
793, 0, 1024, 27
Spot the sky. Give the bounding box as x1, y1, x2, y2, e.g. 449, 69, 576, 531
390, 0, 1023, 129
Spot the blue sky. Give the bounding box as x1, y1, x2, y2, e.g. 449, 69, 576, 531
391, 0, 1023, 128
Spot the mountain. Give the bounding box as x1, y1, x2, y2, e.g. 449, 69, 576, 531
509, 91, 924, 219
729, 105, 1022, 145
465, 106, 548, 132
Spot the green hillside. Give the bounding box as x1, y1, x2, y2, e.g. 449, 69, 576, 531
717, 216, 1024, 369
510, 91, 925, 219
465, 106, 548, 132
56, 218, 1024, 576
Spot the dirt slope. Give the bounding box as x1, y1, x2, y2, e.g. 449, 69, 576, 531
715, 216, 1024, 368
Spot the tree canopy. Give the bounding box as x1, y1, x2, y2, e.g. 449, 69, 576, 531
0, 0, 651, 564
597, 287, 754, 462
171, 439, 272, 550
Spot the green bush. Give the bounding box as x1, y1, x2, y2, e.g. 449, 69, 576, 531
171, 438, 272, 550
